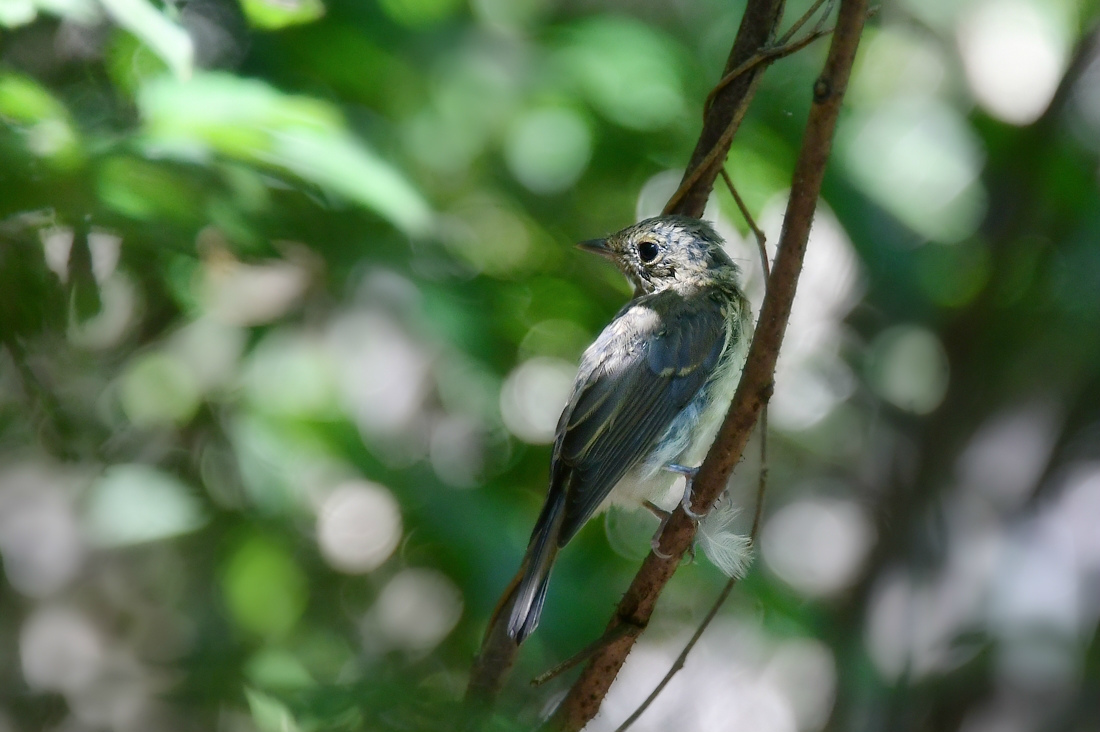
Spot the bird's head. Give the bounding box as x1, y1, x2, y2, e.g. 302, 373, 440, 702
579, 215, 739, 295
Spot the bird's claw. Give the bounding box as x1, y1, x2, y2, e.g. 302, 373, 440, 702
651, 540, 673, 560
666, 463, 705, 521
645, 500, 675, 558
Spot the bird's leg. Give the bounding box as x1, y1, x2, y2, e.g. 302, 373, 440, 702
643, 500, 674, 559
644, 500, 697, 562
666, 463, 706, 520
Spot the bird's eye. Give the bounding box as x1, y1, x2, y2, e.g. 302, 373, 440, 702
637, 240, 660, 263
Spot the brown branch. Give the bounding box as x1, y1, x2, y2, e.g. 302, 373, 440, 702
703, 0, 834, 114
668, 24, 836, 217
549, 0, 868, 728
614, 412, 770, 732
720, 168, 769, 278
663, 0, 787, 218
779, 0, 832, 45
532, 623, 639, 687
464, 607, 519, 718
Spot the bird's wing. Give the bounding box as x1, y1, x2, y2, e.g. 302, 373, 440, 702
552, 289, 731, 544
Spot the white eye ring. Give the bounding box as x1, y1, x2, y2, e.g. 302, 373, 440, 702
637, 240, 660, 263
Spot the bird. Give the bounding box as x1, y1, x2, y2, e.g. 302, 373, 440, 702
506, 215, 753, 643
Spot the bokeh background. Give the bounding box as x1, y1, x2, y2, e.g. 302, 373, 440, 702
2, 0, 1100, 730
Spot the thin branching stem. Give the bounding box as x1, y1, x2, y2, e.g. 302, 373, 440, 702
672, 24, 836, 216
703, 4, 836, 114
720, 168, 769, 279
779, 0, 832, 44
663, 0, 787, 218
613, 412, 770, 732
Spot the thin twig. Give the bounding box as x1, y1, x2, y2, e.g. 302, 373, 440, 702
778, 0, 827, 43
531, 624, 639, 687
720, 168, 769, 279
670, 24, 836, 218
703, 24, 835, 114
810, 0, 838, 35
703, 0, 881, 119
612, 581, 738, 732
780, 0, 832, 45
614, 411, 769, 732
551, 0, 868, 726
664, 0, 786, 219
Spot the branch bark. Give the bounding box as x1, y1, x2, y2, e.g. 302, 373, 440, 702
549, 0, 868, 728
664, 0, 786, 217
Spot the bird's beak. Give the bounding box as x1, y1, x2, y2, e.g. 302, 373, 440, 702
577, 238, 613, 260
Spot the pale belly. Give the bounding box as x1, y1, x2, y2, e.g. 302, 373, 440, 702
596, 329, 748, 515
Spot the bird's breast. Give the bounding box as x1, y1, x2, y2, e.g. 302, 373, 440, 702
602, 305, 750, 513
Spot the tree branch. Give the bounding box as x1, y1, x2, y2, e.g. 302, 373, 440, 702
549, 0, 868, 728
720, 168, 769, 278
664, 0, 787, 218
613, 412, 770, 732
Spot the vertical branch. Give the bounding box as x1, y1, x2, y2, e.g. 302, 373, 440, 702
550, 0, 868, 728
664, 0, 787, 217
613, 412, 770, 732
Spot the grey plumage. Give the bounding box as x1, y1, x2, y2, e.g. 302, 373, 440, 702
507, 215, 752, 642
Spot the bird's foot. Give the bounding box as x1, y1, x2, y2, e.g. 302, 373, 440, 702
643, 500, 696, 562
666, 463, 705, 520
644, 500, 674, 559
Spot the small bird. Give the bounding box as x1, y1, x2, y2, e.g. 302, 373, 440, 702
507, 215, 753, 642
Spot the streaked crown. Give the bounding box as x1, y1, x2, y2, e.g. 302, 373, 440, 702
579, 215, 739, 294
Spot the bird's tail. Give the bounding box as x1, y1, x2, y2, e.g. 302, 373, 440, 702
505, 490, 566, 643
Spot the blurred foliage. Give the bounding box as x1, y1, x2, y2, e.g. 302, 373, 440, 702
2, 1, 1100, 731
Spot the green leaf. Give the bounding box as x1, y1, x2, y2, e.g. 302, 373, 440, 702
0, 0, 100, 28
556, 17, 686, 130
222, 536, 308, 638
241, 0, 325, 30
96, 156, 203, 221
106, 29, 172, 96
0, 72, 83, 168
98, 0, 193, 79
246, 688, 303, 732
245, 647, 315, 690
137, 73, 433, 236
